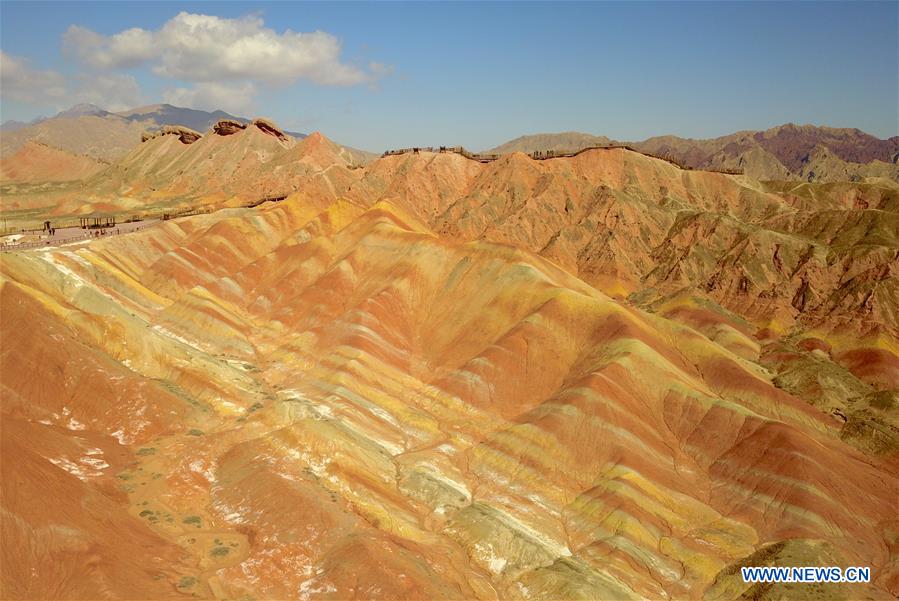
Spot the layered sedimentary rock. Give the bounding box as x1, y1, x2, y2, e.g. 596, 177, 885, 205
344, 150, 899, 463
2, 186, 897, 599
142, 125, 203, 145
251, 118, 290, 142
347, 150, 897, 333
213, 119, 247, 136
1, 131, 898, 600
0, 120, 366, 217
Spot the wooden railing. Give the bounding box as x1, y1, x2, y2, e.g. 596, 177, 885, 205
0, 193, 292, 252
1, 232, 94, 252
242, 194, 287, 208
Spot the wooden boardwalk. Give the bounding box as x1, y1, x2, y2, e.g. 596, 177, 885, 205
0, 194, 294, 253
1, 220, 159, 252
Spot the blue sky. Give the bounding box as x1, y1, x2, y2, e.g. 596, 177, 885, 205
1, 1, 896, 150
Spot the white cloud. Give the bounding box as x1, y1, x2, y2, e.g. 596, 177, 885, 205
64, 11, 385, 87
163, 82, 257, 116
4, 12, 387, 117
63, 26, 155, 69
0, 52, 143, 112
0, 51, 68, 103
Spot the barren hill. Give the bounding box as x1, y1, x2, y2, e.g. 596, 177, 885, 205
0, 141, 108, 183
76, 120, 366, 211
0, 118, 376, 217
2, 183, 897, 598
1, 104, 271, 161
1, 121, 898, 601
0, 114, 151, 162
488, 131, 612, 154
346, 149, 899, 350
487, 124, 899, 182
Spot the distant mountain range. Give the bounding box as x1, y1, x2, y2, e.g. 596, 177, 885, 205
0, 120, 31, 132
0, 103, 306, 161
3, 104, 897, 183
488, 132, 614, 154
0, 103, 244, 132
486, 124, 899, 182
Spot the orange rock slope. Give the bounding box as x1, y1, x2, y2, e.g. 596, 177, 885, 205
1, 130, 898, 600
0, 119, 366, 218
0, 140, 108, 183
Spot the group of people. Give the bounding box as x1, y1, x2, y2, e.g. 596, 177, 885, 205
88, 228, 123, 238
2, 223, 137, 252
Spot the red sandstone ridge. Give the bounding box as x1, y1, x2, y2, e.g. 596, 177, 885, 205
251, 118, 289, 142
213, 119, 247, 136
141, 125, 203, 144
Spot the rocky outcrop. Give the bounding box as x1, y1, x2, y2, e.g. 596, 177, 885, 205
251, 118, 289, 141
213, 119, 247, 136
211, 118, 289, 141
141, 125, 202, 144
